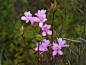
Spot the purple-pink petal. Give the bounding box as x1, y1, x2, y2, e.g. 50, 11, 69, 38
42, 32, 46, 36
57, 38, 69, 47
39, 22, 43, 27
21, 16, 27, 20
58, 50, 63, 55
53, 50, 58, 56
26, 20, 29, 23
47, 30, 52, 35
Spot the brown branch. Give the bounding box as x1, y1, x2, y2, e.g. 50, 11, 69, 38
21, 34, 36, 65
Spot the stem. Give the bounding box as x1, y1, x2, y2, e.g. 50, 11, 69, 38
79, 54, 80, 65
82, 0, 86, 65
38, 42, 39, 65
21, 34, 36, 65
51, 13, 54, 44
32, 25, 39, 34
62, 38, 83, 43
51, 12, 54, 65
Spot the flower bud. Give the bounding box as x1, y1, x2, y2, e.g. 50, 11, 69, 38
51, 0, 57, 12
21, 25, 24, 31
36, 34, 42, 41
61, 59, 63, 64
56, 57, 58, 61
51, 3, 54, 9
20, 25, 24, 35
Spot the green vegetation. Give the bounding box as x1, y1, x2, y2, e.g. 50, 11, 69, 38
0, 0, 86, 65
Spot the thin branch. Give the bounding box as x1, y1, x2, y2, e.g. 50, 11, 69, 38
0, 45, 5, 65
62, 38, 83, 43
32, 25, 39, 34
79, 38, 86, 43
77, 7, 84, 15
81, 45, 86, 53
82, 0, 86, 64
67, 0, 75, 14
58, 0, 75, 38
78, 0, 84, 3
51, 12, 54, 65
68, 48, 78, 56
38, 42, 39, 65
21, 34, 36, 65
58, 8, 66, 38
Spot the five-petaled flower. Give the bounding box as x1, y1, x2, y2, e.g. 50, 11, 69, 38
34, 39, 50, 55
57, 38, 69, 47
52, 42, 63, 56
41, 24, 52, 36
21, 11, 32, 23
35, 9, 47, 27
21, 11, 39, 24
52, 38, 69, 56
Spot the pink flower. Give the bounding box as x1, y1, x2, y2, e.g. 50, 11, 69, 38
35, 42, 48, 52
57, 38, 69, 47
21, 11, 40, 24
21, 11, 32, 23
35, 9, 47, 27
41, 39, 50, 47
34, 39, 50, 55
52, 42, 63, 56
29, 17, 40, 24
51, 3, 54, 9
41, 24, 52, 36
35, 9, 46, 17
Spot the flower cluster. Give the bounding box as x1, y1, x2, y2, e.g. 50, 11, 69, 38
52, 38, 69, 57
21, 9, 52, 36
21, 8, 69, 62
34, 39, 50, 55
34, 38, 69, 57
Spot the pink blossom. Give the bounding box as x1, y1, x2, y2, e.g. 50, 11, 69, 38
29, 17, 40, 24
41, 39, 50, 47
52, 42, 63, 56
51, 3, 54, 9
35, 9, 46, 17
35, 9, 47, 27
41, 24, 52, 36
21, 11, 40, 24
21, 11, 32, 23
57, 38, 69, 47
34, 39, 50, 55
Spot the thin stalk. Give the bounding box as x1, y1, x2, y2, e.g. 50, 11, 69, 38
51, 13, 54, 45
79, 54, 80, 65
82, 1, 86, 65
21, 34, 36, 65
58, 9, 66, 38
32, 25, 39, 34
38, 42, 39, 65
51, 12, 54, 65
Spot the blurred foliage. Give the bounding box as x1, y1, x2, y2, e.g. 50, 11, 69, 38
0, 0, 86, 65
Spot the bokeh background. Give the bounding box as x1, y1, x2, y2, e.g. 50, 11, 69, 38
0, 0, 86, 65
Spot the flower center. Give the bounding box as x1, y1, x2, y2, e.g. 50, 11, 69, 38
55, 46, 59, 50
44, 27, 47, 30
